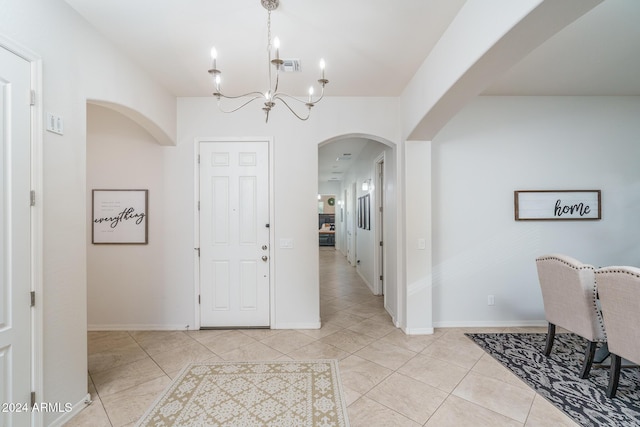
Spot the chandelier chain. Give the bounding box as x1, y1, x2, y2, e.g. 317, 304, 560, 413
267, 10, 272, 51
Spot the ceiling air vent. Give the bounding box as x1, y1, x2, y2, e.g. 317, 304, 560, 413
281, 59, 302, 72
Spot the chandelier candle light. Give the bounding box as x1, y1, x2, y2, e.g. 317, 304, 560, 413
208, 0, 328, 123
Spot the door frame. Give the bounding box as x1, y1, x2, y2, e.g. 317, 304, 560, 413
193, 137, 275, 330
347, 181, 357, 266
373, 153, 385, 296
0, 36, 44, 426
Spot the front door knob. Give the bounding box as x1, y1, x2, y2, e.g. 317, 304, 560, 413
262, 255, 268, 262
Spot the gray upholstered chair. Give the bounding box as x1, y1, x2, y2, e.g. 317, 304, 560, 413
594, 266, 640, 398
535, 254, 607, 378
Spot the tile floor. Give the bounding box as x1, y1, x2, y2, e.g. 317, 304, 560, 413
65, 247, 578, 426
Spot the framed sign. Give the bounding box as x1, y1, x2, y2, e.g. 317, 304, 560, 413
514, 190, 601, 221
364, 194, 370, 230
357, 195, 371, 230
92, 189, 148, 244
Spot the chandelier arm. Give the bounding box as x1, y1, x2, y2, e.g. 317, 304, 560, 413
275, 97, 311, 121
216, 95, 266, 114
273, 93, 308, 105
216, 90, 266, 100
313, 85, 326, 104
310, 84, 327, 104
274, 90, 325, 105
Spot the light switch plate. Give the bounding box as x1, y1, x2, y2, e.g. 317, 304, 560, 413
280, 238, 294, 249
46, 112, 64, 135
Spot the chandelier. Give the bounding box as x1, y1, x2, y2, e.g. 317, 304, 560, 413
208, 0, 329, 123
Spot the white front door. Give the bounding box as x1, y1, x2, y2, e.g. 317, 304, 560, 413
0, 46, 32, 426
199, 140, 270, 327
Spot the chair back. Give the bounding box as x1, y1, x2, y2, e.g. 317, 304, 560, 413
595, 266, 640, 364
536, 254, 606, 342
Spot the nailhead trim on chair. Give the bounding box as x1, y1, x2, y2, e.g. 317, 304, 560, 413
596, 268, 640, 278
592, 275, 607, 341
594, 268, 640, 336
536, 255, 607, 341
594, 267, 640, 397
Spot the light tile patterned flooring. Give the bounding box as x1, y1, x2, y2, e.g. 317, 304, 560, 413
66, 247, 578, 426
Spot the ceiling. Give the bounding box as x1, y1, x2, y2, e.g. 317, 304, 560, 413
64, 0, 467, 97
63, 0, 640, 182
483, 0, 640, 96
318, 139, 370, 187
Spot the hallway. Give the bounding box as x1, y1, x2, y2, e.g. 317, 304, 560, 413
66, 247, 575, 426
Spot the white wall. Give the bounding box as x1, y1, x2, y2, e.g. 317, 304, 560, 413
340, 142, 389, 291
318, 181, 341, 196
1, 1, 176, 424
404, 140, 433, 333
176, 97, 401, 329
431, 96, 640, 327
86, 104, 194, 329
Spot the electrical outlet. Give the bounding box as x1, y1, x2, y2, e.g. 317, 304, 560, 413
488, 295, 495, 306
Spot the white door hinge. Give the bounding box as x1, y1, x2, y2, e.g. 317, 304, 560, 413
30, 90, 36, 106
30, 190, 36, 206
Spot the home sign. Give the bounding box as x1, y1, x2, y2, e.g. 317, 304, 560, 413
514, 190, 601, 221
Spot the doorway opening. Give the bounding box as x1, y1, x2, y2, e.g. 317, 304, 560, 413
317, 135, 398, 325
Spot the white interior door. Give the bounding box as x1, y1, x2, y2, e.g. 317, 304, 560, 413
346, 182, 357, 266
376, 157, 385, 296
0, 46, 32, 426
199, 140, 270, 327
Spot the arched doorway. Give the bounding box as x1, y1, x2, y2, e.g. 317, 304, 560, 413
318, 134, 399, 325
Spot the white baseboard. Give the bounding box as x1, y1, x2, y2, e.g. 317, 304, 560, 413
46, 393, 91, 427
402, 327, 435, 335
356, 268, 374, 293
87, 324, 191, 331
272, 322, 322, 330
433, 320, 547, 328
88, 320, 546, 332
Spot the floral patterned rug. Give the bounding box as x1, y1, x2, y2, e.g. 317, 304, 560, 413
136, 359, 350, 427
466, 333, 640, 427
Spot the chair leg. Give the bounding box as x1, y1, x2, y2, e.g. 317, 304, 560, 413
579, 341, 598, 379
544, 323, 556, 356
607, 354, 622, 398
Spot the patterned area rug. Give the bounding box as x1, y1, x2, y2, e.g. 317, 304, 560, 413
136, 359, 349, 427
466, 333, 640, 427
